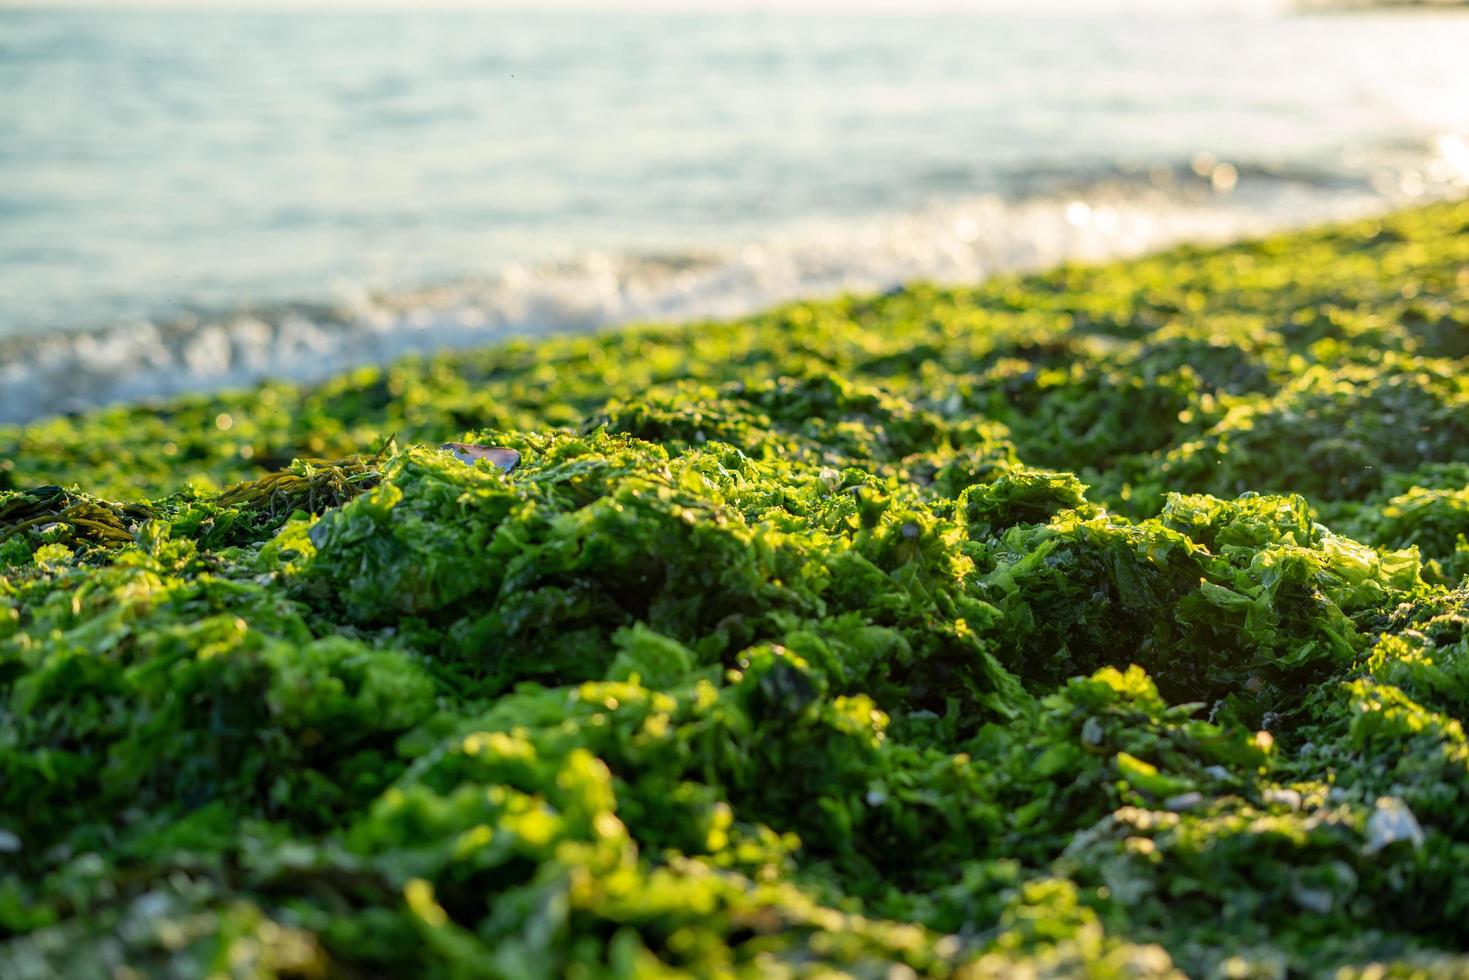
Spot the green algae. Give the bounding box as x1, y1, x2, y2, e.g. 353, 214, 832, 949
3, 201, 1469, 977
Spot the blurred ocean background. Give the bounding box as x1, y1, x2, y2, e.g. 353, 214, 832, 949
3, 1, 1469, 422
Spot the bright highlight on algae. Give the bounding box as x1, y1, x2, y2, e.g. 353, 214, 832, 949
4, 200, 1469, 978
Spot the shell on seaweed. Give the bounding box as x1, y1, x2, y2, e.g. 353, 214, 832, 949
442, 444, 520, 473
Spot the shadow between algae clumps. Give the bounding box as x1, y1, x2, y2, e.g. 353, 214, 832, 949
3, 201, 1469, 976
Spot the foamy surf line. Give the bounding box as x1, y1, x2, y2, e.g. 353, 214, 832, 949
0, 181, 1427, 426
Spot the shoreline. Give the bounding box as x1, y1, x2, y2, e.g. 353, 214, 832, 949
0, 178, 1436, 427
3, 195, 1465, 501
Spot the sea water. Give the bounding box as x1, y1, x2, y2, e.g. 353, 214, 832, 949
2, 2, 1468, 421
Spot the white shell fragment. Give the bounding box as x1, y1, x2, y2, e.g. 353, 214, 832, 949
442, 444, 520, 473
1363, 796, 1424, 855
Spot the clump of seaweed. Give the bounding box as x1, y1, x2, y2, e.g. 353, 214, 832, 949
214, 453, 385, 519
0, 484, 151, 557
3, 201, 1469, 977
168, 451, 392, 551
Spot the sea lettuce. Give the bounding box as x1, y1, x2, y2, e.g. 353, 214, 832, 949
3, 201, 1469, 976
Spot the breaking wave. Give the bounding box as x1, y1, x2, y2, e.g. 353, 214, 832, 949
1, 159, 1463, 425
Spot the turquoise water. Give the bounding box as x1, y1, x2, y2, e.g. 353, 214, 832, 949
2, 4, 1468, 419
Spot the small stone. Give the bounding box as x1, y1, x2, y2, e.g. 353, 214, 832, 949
1164, 792, 1205, 812
1291, 884, 1334, 915
129, 890, 172, 923
442, 444, 520, 473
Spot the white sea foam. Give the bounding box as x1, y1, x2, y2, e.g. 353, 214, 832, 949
0, 175, 1435, 425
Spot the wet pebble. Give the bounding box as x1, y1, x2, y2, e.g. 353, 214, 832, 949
1164, 792, 1205, 812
